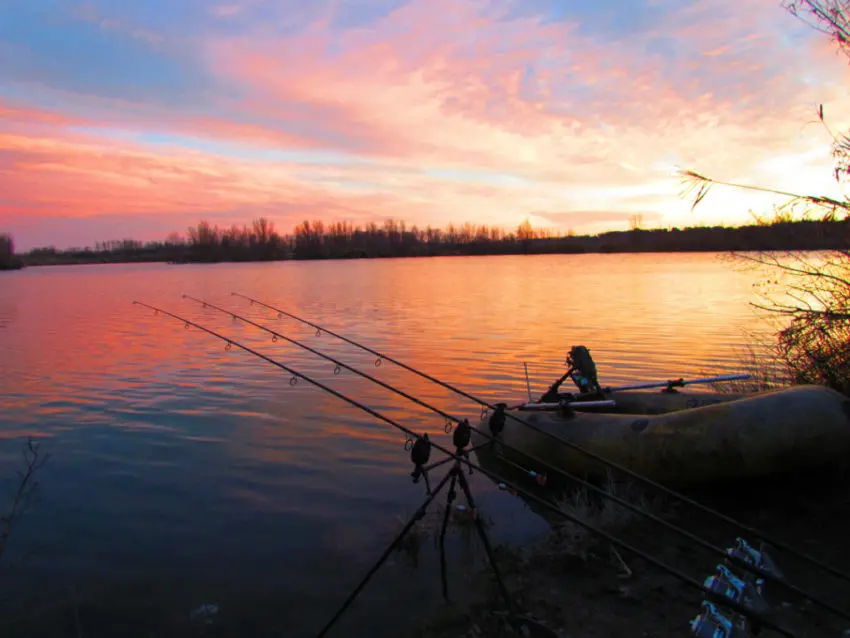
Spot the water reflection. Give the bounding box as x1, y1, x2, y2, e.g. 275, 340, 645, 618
0, 254, 779, 636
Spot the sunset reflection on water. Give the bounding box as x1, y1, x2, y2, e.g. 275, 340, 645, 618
0, 253, 776, 636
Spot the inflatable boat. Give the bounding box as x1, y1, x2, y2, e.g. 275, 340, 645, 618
472, 384, 850, 487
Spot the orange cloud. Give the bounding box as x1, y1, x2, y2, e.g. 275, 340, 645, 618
3, 0, 850, 248
201, 0, 850, 186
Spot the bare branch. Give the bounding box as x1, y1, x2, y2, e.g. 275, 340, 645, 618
678, 169, 850, 218
0, 438, 50, 565
783, 1, 850, 59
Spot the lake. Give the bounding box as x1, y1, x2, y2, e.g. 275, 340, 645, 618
0, 252, 778, 636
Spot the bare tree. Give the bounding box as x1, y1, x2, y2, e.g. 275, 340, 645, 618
783, 1, 850, 58
0, 234, 15, 269
516, 218, 534, 241
679, 1, 850, 393
0, 234, 13, 258
629, 214, 644, 231
683, 1, 850, 217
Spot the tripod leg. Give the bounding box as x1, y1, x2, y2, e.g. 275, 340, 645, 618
316, 468, 454, 638
455, 470, 519, 625
438, 465, 460, 603
423, 468, 433, 495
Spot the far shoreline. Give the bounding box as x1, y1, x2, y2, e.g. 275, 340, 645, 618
10, 244, 847, 270
8, 217, 849, 269
4, 246, 839, 270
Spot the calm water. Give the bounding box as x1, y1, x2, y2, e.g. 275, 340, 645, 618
0, 253, 776, 636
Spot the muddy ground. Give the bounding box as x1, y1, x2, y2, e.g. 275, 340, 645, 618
407, 470, 850, 638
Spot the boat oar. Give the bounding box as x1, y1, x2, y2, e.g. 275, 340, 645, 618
605, 373, 751, 393
516, 399, 616, 411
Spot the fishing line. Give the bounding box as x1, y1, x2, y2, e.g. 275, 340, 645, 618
184, 295, 462, 424
230, 292, 850, 586
136, 300, 806, 636
181, 294, 849, 619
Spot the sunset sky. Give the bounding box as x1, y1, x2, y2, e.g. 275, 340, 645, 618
2, 0, 850, 250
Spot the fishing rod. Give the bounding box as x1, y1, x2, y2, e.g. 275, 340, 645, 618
519, 374, 755, 409
135, 302, 515, 635
523, 362, 532, 401
534, 366, 752, 406
183, 295, 613, 427
183, 295, 848, 619
134, 300, 798, 637
230, 293, 850, 586
605, 374, 752, 393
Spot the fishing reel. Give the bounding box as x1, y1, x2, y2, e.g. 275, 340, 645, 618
538, 345, 603, 403
566, 345, 600, 395
661, 378, 685, 393
703, 563, 771, 616
690, 600, 750, 638
409, 433, 433, 494
724, 537, 784, 583
690, 537, 783, 638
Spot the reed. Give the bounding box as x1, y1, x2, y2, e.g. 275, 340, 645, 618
386, 495, 495, 571
548, 472, 667, 563
705, 345, 793, 394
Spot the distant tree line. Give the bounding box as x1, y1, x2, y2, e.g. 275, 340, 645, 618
4, 216, 849, 268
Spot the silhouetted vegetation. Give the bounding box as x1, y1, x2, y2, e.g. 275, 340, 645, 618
0, 234, 23, 270
682, 0, 850, 396
8, 216, 850, 268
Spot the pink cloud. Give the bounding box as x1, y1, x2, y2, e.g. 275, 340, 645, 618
4, 0, 850, 250
211, 4, 243, 18
0, 130, 389, 220
200, 0, 850, 187
1, 115, 529, 244
0, 98, 92, 133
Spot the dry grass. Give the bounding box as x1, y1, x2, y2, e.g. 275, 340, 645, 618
545, 472, 667, 564
704, 344, 793, 394
386, 493, 495, 571
407, 474, 675, 638
387, 470, 668, 578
